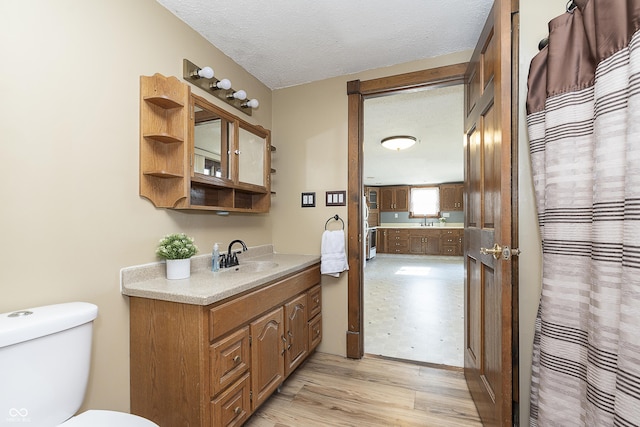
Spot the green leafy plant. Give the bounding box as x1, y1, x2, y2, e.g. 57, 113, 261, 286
156, 233, 198, 259
439, 217, 447, 223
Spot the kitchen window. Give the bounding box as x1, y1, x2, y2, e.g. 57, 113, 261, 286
409, 186, 440, 217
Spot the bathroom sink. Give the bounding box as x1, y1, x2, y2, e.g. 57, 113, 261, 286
221, 261, 279, 274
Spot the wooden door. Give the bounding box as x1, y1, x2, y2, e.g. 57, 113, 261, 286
463, 0, 517, 425
284, 294, 308, 376
250, 307, 284, 411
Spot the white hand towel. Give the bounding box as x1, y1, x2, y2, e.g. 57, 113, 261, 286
321, 230, 349, 277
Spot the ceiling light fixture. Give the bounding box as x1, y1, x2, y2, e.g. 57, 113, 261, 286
381, 135, 417, 151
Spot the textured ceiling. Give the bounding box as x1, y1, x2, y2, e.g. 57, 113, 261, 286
364, 85, 464, 186
156, 0, 493, 89
157, 0, 490, 185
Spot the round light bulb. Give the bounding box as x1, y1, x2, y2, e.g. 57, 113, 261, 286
197, 66, 214, 79
245, 99, 259, 109
232, 90, 247, 100
217, 78, 232, 90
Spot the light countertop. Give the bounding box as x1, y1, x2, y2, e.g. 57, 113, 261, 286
377, 223, 464, 229
120, 245, 320, 306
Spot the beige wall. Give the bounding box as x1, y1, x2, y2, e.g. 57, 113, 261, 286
0, 0, 273, 413
1, 0, 568, 424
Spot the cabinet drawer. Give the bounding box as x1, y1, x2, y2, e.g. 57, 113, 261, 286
442, 245, 459, 255
210, 327, 250, 396
211, 373, 251, 427
388, 229, 410, 238
307, 285, 321, 319
209, 265, 320, 341
308, 314, 322, 351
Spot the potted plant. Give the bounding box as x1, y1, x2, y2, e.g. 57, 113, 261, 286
156, 233, 198, 279
438, 217, 447, 227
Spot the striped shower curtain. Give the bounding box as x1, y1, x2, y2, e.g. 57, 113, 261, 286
526, 0, 640, 425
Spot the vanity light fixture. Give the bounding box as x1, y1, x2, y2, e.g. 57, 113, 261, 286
381, 135, 417, 151
210, 78, 232, 90
183, 59, 259, 116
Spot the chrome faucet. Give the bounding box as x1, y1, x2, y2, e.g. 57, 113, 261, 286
222, 239, 248, 268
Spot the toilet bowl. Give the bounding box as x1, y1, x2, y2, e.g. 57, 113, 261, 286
0, 302, 159, 427
60, 410, 157, 426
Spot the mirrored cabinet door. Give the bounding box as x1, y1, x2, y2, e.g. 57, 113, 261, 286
237, 125, 266, 187
193, 101, 230, 180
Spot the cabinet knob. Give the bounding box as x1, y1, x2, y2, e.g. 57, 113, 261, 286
233, 355, 241, 363
234, 406, 242, 415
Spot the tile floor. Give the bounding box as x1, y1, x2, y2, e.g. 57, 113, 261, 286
364, 254, 464, 367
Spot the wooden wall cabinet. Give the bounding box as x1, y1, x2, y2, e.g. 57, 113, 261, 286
364, 186, 380, 227
379, 186, 409, 212
129, 265, 321, 427
440, 183, 464, 211
140, 73, 272, 213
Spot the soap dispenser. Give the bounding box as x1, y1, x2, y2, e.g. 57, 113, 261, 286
212, 243, 220, 272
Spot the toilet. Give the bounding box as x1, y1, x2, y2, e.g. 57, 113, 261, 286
0, 302, 158, 427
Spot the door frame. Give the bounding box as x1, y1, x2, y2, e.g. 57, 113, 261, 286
346, 63, 468, 358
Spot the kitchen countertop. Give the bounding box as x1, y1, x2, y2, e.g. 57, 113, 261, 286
377, 223, 464, 229
120, 245, 320, 306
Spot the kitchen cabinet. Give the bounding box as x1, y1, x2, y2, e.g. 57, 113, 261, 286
409, 229, 442, 255
140, 73, 272, 213
380, 186, 409, 212
365, 186, 380, 227
378, 227, 463, 256
440, 183, 464, 211
129, 264, 321, 427
383, 229, 410, 253
441, 229, 463, 256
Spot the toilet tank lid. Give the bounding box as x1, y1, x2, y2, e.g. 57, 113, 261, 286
0, 302, 98, 348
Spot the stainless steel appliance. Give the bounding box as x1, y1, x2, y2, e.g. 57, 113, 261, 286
366, 227, 377, 260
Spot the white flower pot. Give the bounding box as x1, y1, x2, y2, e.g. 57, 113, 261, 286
166, 258, 191, 280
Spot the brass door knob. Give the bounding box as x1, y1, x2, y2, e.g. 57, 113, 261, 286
480, 243, 521, 260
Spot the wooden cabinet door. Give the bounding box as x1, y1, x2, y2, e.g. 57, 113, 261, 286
424, 233, 441, 255
284, 294, 308, 377
379, 187, 395, 211
394, 187, 409, 211
409, 234, 424, 254
250, 307, 284, 411
441, 183, 464, 211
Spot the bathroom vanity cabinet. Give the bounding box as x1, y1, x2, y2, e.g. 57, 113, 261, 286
140, 73, 272, 213
128, 264, 321, 427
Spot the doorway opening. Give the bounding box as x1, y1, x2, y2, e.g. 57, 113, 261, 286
362, 85, 466, 366
346, 63, 467, 359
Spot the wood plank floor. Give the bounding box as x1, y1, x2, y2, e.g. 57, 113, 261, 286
245, 352, 482, 427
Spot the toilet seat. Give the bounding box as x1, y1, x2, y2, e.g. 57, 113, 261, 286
59, 409, 159, 426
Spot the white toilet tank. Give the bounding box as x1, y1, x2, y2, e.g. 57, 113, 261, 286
0, 302, 98, 427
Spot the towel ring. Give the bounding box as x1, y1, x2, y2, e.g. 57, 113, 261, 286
325, 214, 344, 230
